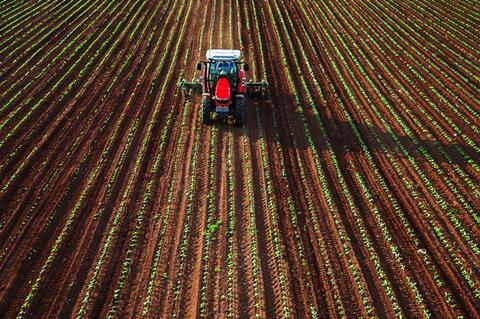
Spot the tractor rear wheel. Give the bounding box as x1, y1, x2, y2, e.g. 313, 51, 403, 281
234, 97, 245, 127
202, 96, 212, 125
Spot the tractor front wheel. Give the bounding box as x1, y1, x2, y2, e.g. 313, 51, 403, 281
202, 96, 212, 125
234, 97, 245, 127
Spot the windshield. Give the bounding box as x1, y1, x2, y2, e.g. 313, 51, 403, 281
217, 61, 234, 73
210, 61, 236, 77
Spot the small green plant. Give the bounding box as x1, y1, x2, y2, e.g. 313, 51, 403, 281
205, 219, 222, 238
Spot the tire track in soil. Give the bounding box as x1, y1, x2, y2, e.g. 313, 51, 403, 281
243, 3, 300, 317
178, 2, 232, 318
205, 3, 236, 318
174, 2, 231, 317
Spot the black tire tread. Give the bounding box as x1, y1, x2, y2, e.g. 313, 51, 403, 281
202, 96, 212, 125
234, 97, 245, 127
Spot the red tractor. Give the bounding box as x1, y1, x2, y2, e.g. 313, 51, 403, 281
181, 49, 268, 126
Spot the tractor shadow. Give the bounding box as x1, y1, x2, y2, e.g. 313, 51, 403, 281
244, 90, 479, 170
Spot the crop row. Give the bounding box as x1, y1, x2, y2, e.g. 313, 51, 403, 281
302, 0, 478, 316
9, 0, 193, 317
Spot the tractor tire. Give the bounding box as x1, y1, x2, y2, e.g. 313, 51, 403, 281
234, 97, 245, 127
202, 96, 212, 125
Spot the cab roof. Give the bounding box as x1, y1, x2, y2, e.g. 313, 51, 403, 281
206, 49, 241, 61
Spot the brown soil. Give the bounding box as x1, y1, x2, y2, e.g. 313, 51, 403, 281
0, 0, 479, 318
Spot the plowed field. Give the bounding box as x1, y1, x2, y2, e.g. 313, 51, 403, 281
0, 0, 479, 318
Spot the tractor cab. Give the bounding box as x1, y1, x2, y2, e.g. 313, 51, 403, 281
205, 50, 240, 96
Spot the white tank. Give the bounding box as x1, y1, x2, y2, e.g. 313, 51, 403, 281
206, 49, 241, 61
